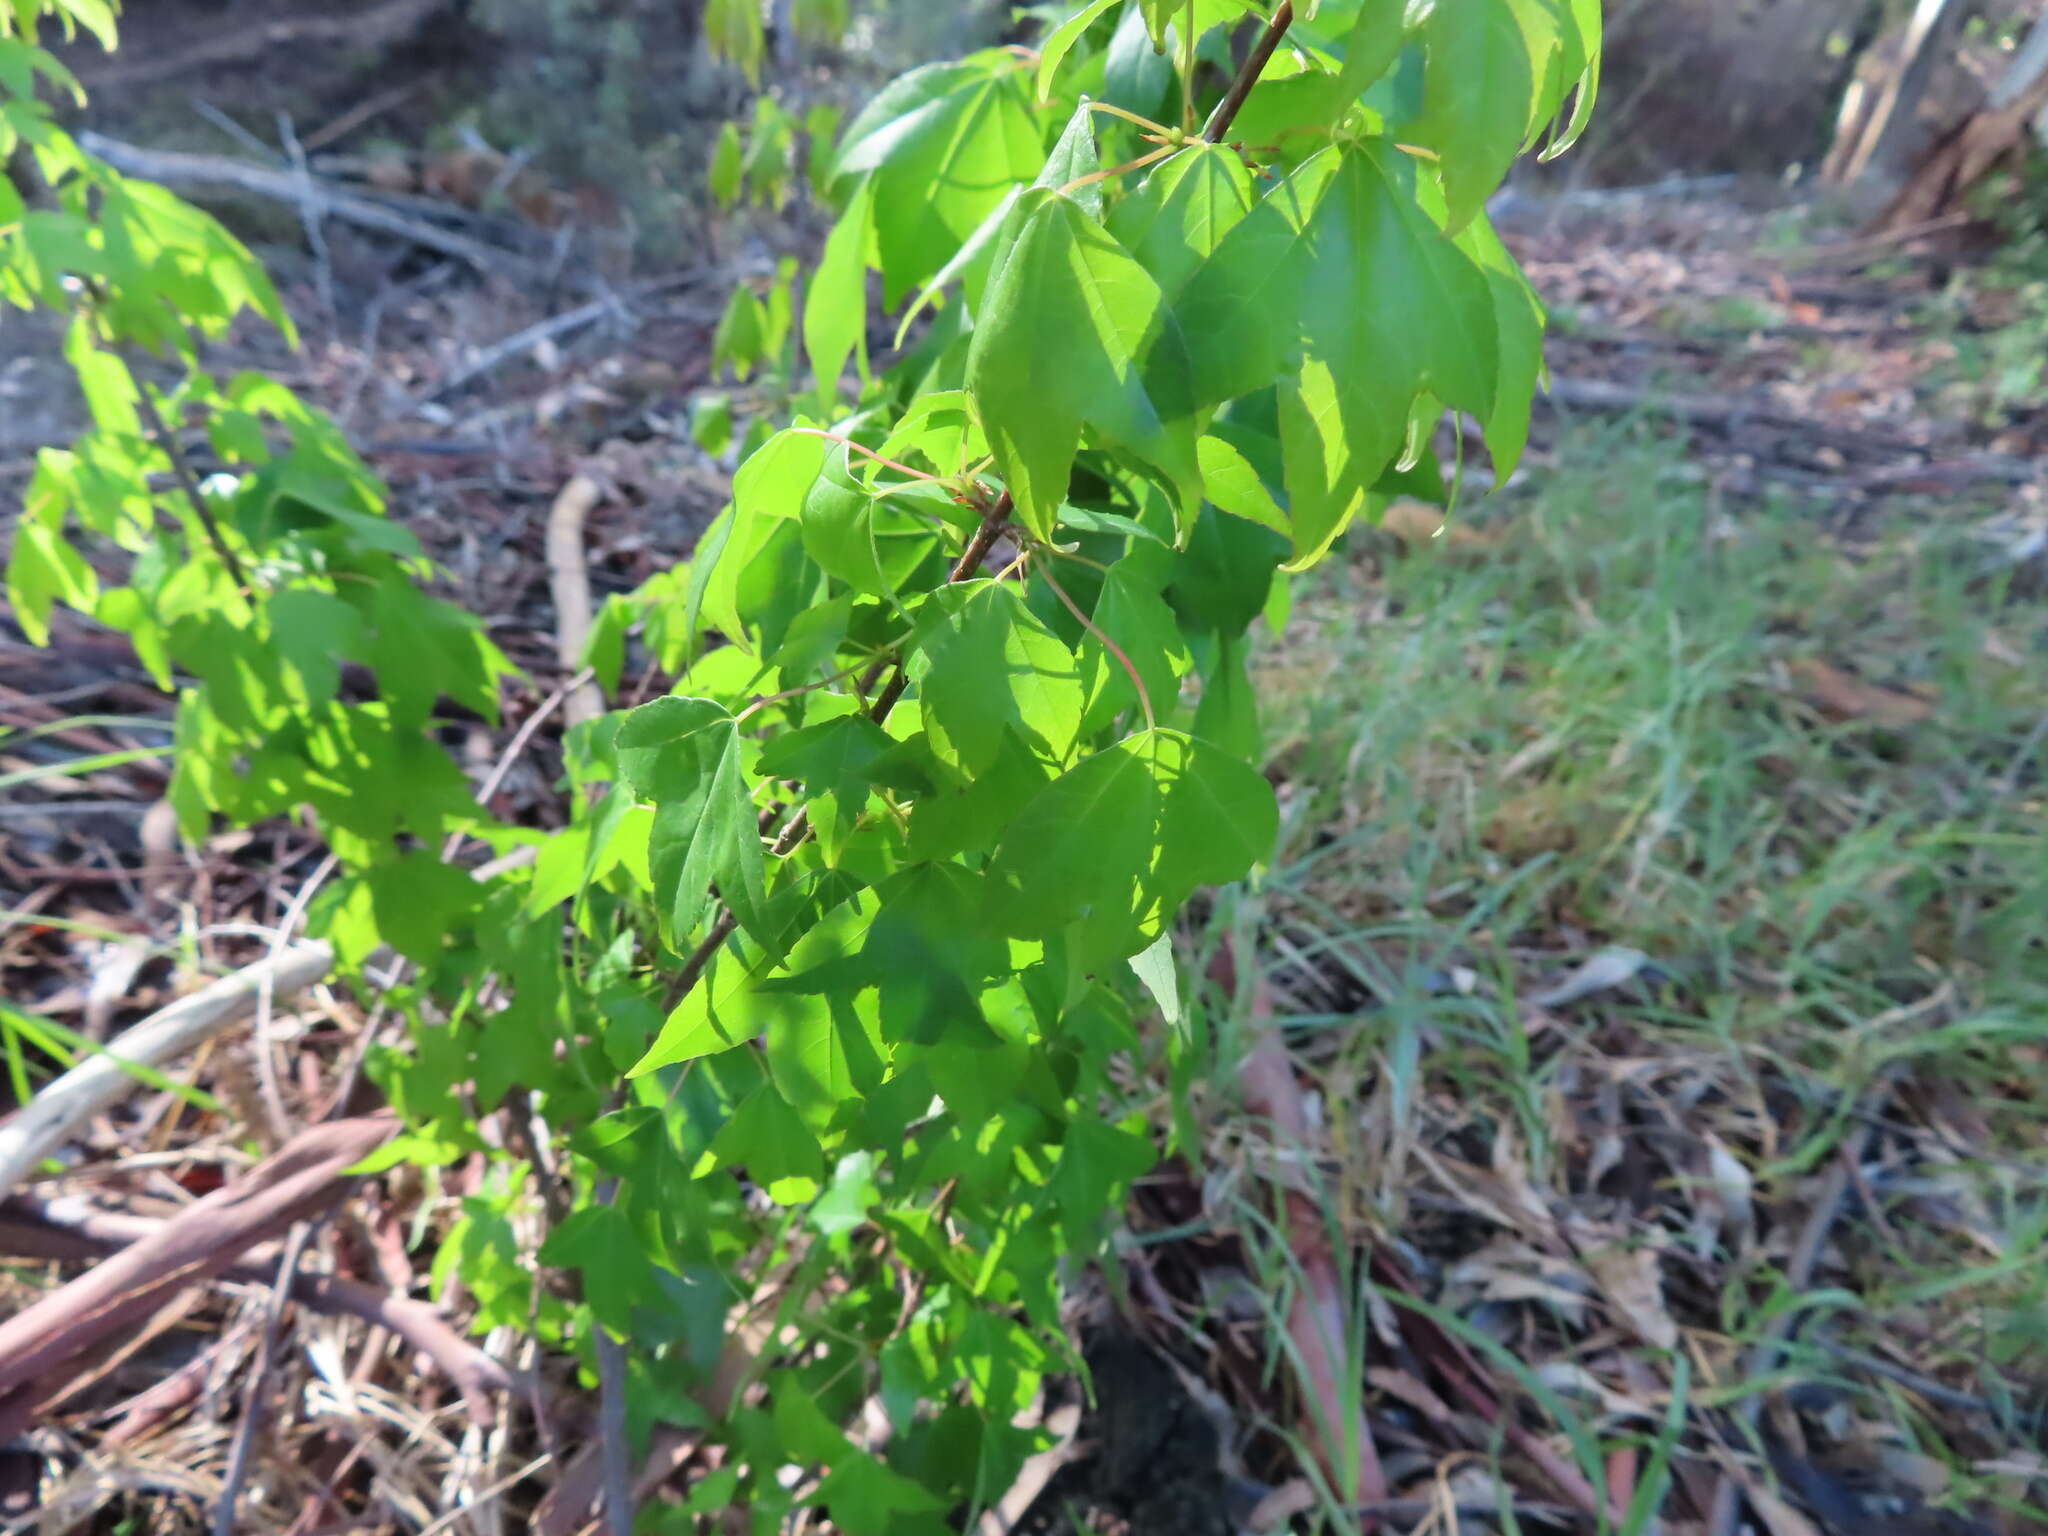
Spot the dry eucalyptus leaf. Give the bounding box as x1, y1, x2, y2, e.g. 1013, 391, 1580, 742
1529, 946, 1649, 1008
1787, 657, 1935, 729
1586, 1242, 1678, 1351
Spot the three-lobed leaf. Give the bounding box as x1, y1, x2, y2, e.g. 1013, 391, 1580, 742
967, 191, 1201, 540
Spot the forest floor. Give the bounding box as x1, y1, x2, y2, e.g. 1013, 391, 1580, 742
3, 25, 2048, 1535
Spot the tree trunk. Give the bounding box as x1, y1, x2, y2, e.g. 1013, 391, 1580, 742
1866, 8, 2048, 235
1823, 0, 1972, 185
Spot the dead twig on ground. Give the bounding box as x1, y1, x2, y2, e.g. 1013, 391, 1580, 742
0, 1196, 521, 1422
417, 273, 711, 404
544, 475, 608, 733
1543, 375, 1929, 459
1215, 941, 1387, 1519
77, 133, 563, 289
0, 1116, 393, 1424
0, 940, 335, 1195
213, 1219, 318, 1536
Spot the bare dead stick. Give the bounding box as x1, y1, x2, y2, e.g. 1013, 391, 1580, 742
76, 131, 554, 287
0, 1199, 519, 1425
0, 940, 335, 1196
546, 473, 607, 732
0, 1114, 393, 1402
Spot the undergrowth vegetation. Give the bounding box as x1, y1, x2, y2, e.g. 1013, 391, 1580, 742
10, 0, 2048, 1530
1213, 425, 2048, 1526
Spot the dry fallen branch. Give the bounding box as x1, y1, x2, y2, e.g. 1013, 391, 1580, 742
76, 133, 567, 289
1542, 376, 1929, 460
418, 273, 712, 403
0, 1197, 519, 1424
0, 1115, 394, 1429
546, 474, 608, 733
0, 940, 335, 1197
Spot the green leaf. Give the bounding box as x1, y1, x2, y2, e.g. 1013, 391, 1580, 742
1409, 0, 1536, 232
986, 736, 1159, 938
1035, 100, 1104, 219
801, 444, 938, 598
582, 592, 633, 693
736, 426, 833, 523
1128, 931, 1180, 1024
64, 325, 139, 435
1548, 0, 1602, 157
805, 178, 872, 399
764, 980, 884, 1126
967, 194, 1200, 540
269, 588, 364, 711
909, 582, 1085, 775
710, 1083, 827, 1188
617, 697, 768, 946
1134, 0, 1243, 47
1191, 630, 1260, 759
812, 1450, 948, 1536
1076, 561, 1187, 734
1102, 2, 1172, 119
1277, 141, 1498, 567
1055, 505, 1166, 544
1456, 211, 1545, 481
712, 286, 768, 381
1109, 143, 1254, 299
811, 1150, 881, 1236
792, 0, 849, 45
1149, 727, 1277, 895
1165, 501, 1287, 636
358, 579, 510, 729
906, 726, 1050, 862
538, 1204, 653, 1334
1035, 0, 1120, 102
690, 393, 734, 456
709, 119, 745, 207
705, 0, 765, 85
365, 852, 482, 966
1195, 433, 1288, 537
629, 941, 759, 1074
54, 0, 118, 49
831, 56, 1045, 304
805, 102, 845, 198
757, 713, 894, 810
743, 97, 797, 209
1049, 1113, 1155, 1250
6, 516, 98, 645
1175, 149, 1335, 409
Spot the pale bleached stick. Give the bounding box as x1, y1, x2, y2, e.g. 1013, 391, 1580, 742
0, 940, 335, 1196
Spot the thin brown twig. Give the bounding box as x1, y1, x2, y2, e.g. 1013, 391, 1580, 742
251, 850, 341, 1148
135, 385, 252, 596
1203, 2, 1294, 143
213, 1219, 318, 1536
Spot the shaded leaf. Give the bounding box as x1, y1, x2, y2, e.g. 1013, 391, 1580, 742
968, 193, 1201, 538
909, 582, 1085, 774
